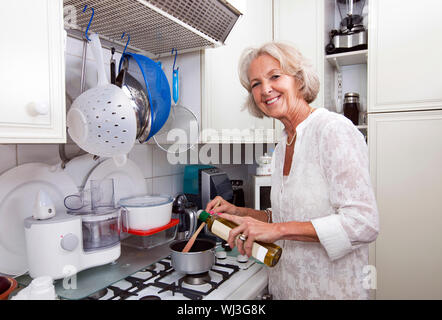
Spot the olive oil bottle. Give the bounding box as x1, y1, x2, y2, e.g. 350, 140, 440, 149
198, 210, 282, 267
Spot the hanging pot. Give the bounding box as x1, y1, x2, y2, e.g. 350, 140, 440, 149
118, 53, 171, 142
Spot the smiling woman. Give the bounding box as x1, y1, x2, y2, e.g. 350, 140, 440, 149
205, 41, 379, 300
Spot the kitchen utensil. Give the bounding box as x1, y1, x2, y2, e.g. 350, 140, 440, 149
170, 239, 216, 274
119, 195, 173, 231
67, 33, 137, 167
343, 92, 360, 125
182, 200, 220, 252
325, 0, 367, 54
116, 60, 151, 143
110, 47, 116, 85
32, 190, 56, 220
0, 163, 78, 276
84, 158, 148, 205
24, 209, 121, 280
118, 52, 171, 141
90, 178, 115, 210
256, 153, 273, 176
0, 276, 17, 300
153, 54, 199, 153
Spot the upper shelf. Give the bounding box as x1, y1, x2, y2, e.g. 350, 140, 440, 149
63, 0, 242, 57
326, 50, 368, 71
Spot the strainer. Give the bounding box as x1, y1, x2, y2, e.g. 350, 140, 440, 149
67, 33, 137, 166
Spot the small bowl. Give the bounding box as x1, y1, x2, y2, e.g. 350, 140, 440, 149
0, 277, 18, 300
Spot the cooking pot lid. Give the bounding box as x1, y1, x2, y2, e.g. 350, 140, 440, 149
119, 194, 173, 207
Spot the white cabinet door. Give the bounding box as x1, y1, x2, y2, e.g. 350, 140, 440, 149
0, 0, 66, 143
369, 110, 442, 299
368, 0, 442, 113
202, 0, 273, 144
273, 0, 324, 141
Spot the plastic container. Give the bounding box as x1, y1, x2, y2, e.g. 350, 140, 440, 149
122, 219, 179, 249
119, 194, 173, 231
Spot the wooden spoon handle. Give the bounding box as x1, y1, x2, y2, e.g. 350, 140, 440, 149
181, 222, 206, 253
181, 200, 221, 253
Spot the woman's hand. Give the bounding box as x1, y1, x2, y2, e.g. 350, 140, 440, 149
205, 196, 241, 215
221, 213, 281, 257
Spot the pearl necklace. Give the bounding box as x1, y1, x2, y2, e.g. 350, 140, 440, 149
286, 107, 314, 146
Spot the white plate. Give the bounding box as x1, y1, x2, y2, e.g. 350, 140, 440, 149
84, 158, 148, 205
62, 153, 101, 187
0, 163, 78, 276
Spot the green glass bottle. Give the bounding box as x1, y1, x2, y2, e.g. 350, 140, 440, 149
198, 210, 282, 267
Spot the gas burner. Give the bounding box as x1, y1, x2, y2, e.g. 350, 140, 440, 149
87, 288, 108, 300
139, 295, 161, 300
183, 272, 211, 285
140, 264, 157, 272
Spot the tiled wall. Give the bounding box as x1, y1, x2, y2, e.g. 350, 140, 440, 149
0, 36, 261, 206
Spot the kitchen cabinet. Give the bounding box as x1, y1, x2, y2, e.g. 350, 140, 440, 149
368, 0, 442, 299
202, 0, 274, 143
368, 0, 442, 113
0, 0, 66, 143
368, 110, 442, 299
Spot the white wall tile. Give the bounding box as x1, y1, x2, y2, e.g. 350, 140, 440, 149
0, 145, 17, 175
152, 175, 173, 195
152, 145, 174, 177
128, 144, 153, 178
17, 145, 61, 166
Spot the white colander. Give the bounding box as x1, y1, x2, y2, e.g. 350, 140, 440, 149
67, 33, 137, 166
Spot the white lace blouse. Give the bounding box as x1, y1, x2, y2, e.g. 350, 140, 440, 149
268, 108, 379, 300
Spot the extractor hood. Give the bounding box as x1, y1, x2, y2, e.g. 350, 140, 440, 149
63, 0, 242, 57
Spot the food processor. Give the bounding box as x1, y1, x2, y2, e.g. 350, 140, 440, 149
24, 183, 122, 280
325, 0, 367, 54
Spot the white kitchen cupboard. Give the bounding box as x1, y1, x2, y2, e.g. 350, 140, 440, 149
273, 0, 325, 141
368, 111, 442, 299
368, 0, 442, 299
0, 0, 66, 143
368, 0, 442, 113
202, 0, 274, 144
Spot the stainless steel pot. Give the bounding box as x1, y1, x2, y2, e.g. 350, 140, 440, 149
170, 239, 216, 274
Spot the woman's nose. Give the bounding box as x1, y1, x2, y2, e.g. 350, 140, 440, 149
261, 82, 272, 95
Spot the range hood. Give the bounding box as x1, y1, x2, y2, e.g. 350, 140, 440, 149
63, 0, 242, 57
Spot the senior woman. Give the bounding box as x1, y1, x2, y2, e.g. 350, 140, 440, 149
205, 42, 379, 300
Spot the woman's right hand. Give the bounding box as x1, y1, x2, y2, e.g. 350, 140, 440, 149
205, 196, 241, 216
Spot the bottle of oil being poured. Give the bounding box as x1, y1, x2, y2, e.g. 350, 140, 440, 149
198, 210, 282, 267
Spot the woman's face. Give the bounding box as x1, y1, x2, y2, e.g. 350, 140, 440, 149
248, 54, 299, 120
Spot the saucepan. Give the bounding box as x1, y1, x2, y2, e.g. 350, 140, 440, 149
170, 239, 216, 274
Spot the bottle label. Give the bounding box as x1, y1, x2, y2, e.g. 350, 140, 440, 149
211, 220, 269, 263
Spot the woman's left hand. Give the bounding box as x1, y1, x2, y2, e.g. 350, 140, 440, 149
221, 213, 280, 257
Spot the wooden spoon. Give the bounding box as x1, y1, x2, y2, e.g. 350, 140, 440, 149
182, 201, 220, 253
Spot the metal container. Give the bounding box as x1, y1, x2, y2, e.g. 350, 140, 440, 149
343, 92, 360, 125
170, 239, 216, 274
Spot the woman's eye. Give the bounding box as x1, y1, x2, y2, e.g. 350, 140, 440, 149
251, 82, 260, 88
271, 74, 280, 80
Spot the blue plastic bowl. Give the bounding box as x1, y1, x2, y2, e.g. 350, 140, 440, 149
119, 53, 171, 141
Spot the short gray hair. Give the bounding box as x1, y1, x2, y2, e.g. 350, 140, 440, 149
238, 42, 320, 118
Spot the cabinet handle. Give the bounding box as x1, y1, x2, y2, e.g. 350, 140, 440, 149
27, 102, 49, 116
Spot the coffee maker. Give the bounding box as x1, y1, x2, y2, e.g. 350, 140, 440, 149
326, 0, 367, 54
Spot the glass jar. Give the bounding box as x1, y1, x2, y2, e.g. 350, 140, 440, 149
343, 92, 360, 125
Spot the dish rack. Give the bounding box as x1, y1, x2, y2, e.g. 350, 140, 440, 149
121, 219, 179, 249
63, 0, 242, 57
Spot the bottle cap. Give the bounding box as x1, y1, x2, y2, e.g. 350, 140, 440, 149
198, 210, 211, 222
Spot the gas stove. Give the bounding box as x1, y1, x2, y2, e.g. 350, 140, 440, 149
86, 254, 268, 300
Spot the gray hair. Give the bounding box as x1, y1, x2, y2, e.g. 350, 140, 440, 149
238, 42, 320, 118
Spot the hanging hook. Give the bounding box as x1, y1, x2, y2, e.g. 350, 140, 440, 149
121, 32, 130, 56
83, 5, 94, 41
172, 48, 179, 71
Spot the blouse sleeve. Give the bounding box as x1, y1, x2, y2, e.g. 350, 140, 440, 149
310, 119, 379, 261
